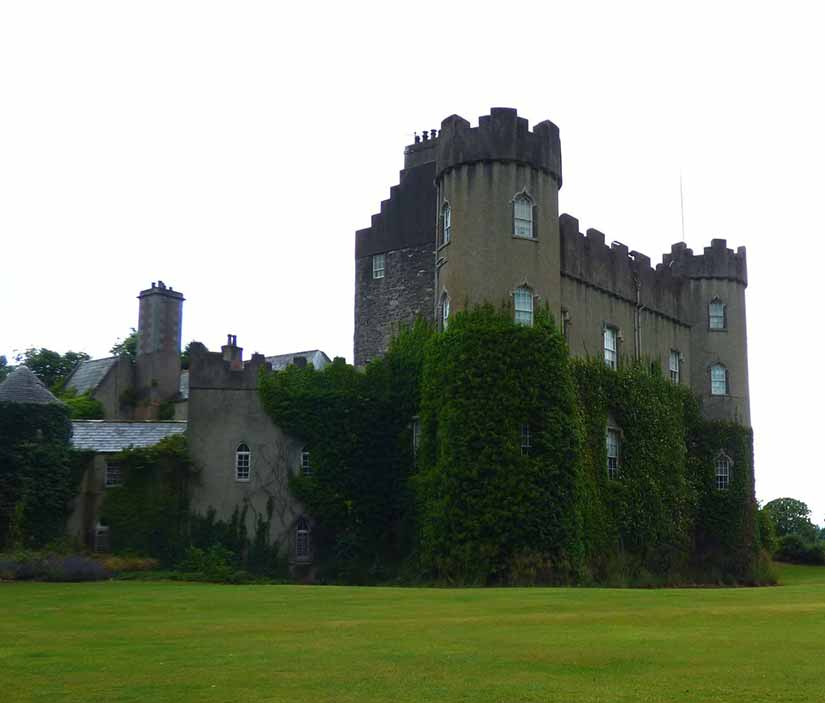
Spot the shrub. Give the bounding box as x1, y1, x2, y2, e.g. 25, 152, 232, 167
100, 555, 160, 573
0, 553, 109, 581
774, 534, 825, 565
178, 545, 238, 581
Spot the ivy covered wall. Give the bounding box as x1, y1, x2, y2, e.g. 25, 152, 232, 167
259, 308, 762, 585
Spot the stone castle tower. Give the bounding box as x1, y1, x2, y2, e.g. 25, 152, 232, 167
355, 108, 750, 425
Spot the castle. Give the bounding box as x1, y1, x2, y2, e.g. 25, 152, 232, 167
2, 107, 753, 571
355, 107, 750, 426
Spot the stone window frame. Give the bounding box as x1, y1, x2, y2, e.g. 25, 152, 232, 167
603, 324, 619, 369
372, 253, 385, 280
714, 450, 733, 490
512, 188, 537, 240
104, 459, 122, 488
513, 285, 534, 326
235, 443, 251, 482
300, 447, 312, 476
708, 297, 726, 331
441, 201, 452, 246
710, 363, 729, 396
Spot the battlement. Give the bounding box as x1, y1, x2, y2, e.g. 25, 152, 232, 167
188, 339, 271, 390
435, 107, 562, 186
662, 239, 747, 286
137, 280, 184, 301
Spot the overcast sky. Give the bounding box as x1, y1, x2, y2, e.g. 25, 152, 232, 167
1, 2, 822, 521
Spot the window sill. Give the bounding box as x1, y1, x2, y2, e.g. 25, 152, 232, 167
437, 241, 450, 253
512, 235, 538, 242
235, 477, 251, 482
708, 327, 727, 332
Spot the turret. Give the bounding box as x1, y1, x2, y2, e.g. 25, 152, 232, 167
434, 108, 564, 326
668, 240, 750, 425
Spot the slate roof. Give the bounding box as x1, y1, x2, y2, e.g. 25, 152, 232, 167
265, 350, 331, 371
65, 357, 119, 395
0, 366, 62, 405
71, 421, 187, 453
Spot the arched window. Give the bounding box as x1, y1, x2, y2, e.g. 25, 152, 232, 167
441, 202, 452, 245
235, 443, 251, 481
715, 452, 733, 490
513, 192, 535, 239
295, 517, 311, 560
514, 287, 533, 326
520, 424, 531, 456
441, 293, 450, 331
710, 364, 728, 396
709, 298, 726, 330
301, 447, 311, 476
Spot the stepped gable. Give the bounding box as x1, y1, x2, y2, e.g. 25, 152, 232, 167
0, 366, 62, 405
436, 107, 562, 186
354, 159, 436, 259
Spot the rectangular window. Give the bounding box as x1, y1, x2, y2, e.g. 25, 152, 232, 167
412, 417, 421, 459
442, 204, 451, 244
514, 288, 533, 326
513, 196, 534, 238
301, 448, 312, 476
669, 350, 681, 384
372, 253, 385, 279
520, 424, 531, 456
604, 326, 618, 369
561, 310, 570, 341
709, 301, 725, 329
105, 460, 122, 488
606, 429, 620, 480
235, 451, 250, 481
711, 365, 728, 396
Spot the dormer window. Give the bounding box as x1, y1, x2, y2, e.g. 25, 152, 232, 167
514, 287, 533, 326
513, 192, 535, 239
709, 299, 726, 330
441, 202, 452, 245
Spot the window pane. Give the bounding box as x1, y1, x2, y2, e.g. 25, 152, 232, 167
513, 195, 533, 238
604, 328, 617, 368
514, 288, 533, 326
372, 254, 385, 279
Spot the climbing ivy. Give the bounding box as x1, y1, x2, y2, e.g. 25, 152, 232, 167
0, 401, 78, 548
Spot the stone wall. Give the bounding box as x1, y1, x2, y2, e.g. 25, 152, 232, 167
354, 243, 434, 366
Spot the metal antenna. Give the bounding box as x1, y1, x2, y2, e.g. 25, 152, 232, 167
679, 171, 686, 242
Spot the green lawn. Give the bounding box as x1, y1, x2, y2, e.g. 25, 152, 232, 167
2, 564, 825, 703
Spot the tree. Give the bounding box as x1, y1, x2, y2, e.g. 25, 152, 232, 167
15, 348, 90, 391
763, 498, 818, 541
110, 329, 138, 362
0, 356, 11, 383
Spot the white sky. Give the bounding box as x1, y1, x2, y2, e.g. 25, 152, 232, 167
1, 2, 823, 522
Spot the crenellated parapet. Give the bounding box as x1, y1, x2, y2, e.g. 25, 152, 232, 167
663, 240, 747, 287
435, 107, 562, 186
188, 338, 271, 391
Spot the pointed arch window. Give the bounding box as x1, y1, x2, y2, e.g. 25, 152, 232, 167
520, 424, 531, 456
295, 517, 311, 561
715, 452, 733, 490
710, 364, 728, 396
235, 443, 251, 481
300, 447, 312, 476
709, 298, 726, 330
513, 192, 535, 239
441, 202, 452, 245
606, 429, 620, 480
514, 287, 533, 326
440, 293, 450, 331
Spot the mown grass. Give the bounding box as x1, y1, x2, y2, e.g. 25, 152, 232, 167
1, 563, 824, 703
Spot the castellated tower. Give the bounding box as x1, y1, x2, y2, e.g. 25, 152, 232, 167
135, 281, 184, 419
434, 108, 563, 325
354, 107, 750, 426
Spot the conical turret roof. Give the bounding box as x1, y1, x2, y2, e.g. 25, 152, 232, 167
0, 366, 62, 405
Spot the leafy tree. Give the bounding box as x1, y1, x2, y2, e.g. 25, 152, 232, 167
180, 341, 200, 370
763, 498, 817, 541
0, 355, 11, 382
110, 329, 138, 362
14, 348, 90, 391
59, 388, 105, 420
